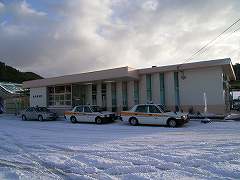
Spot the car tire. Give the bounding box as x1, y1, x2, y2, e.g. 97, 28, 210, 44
168, 119, 177, 128
70, 116, 77, 124
38, 115, 44, 122
22, 115, 27, 121
129, 118, 138, 126
95, 117, 103, 124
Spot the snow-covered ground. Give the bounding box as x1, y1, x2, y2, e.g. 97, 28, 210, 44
0, 115, 239, 180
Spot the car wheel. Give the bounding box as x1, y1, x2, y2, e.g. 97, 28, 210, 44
70, 116, 77, 123
22, 115, 27, 121
38, 115, 44, 122
168, 119, 177, 127
95, 117, 103, 124
129, 118, 138, 126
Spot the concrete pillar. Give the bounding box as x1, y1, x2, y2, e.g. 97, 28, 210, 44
116, 81, 123, 112
86, 84, 92, 105
97, 83, 102, 107
127, 81, 135, 108
152, 73, 160, 104
139, 75, 147, 104
106, 83, 112, 111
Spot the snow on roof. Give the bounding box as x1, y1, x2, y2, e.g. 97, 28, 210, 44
0, 82, 24, 95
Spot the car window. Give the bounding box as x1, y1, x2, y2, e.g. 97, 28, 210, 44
149, 105, 161, 113
91, 106, 101, 112
84, 106, 92, 113
75, 106, 83, 112
135, 105, 148, 113
27, 107, 35, 112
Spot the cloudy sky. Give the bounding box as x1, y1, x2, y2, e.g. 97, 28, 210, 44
0, 0, 240, 77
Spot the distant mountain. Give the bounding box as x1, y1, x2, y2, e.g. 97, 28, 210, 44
0, 61, 43, 83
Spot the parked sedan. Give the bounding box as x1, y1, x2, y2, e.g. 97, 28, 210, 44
21, 107, 58, 121
120, 104, 189, 127
64, 105, 115, 124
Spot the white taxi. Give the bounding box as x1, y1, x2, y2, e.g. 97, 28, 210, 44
120, 104, 189, 127
64, 105, 115, 124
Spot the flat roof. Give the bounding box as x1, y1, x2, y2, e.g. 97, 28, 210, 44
23, 58, 236, 88
23, 66, 138, 88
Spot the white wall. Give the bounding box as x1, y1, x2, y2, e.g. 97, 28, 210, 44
179, 66, 224, 106
30, 87, 47, 107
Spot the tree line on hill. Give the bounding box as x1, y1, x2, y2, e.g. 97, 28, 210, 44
0, 61, 43, 83
233, 63, 240, 80
0, 61, 239, 84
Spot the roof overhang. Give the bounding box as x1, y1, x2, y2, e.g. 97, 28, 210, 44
138, 58, 236, 80
23, 66, 138, 88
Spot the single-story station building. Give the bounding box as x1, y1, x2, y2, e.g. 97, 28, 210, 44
23, 58, 236, 115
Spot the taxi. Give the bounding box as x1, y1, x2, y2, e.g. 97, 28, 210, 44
120, 104, 189, 127
64, 105, 115, 124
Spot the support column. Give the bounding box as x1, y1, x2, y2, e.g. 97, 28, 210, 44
127, 81, 135, 108
106, 83, 112, 111
86, 84, 92, 105
116, 81, 123, 112
97, 83, 102, 107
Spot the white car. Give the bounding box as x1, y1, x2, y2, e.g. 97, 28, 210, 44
64, 105, 115, 124
120, 104, 189, 127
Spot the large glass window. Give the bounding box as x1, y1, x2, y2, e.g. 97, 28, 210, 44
159, 73, 165, 105
122, 81, 128, 110
174, 72, 180, 106
48, 85, 71, 106
92, 84, 97, 105
102, 83, 107, 109
146, 74, 152, 102
111, 83, 117, 112
134, 81, 139, 105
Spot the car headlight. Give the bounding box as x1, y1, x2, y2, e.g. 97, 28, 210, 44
181, 115, 187, 120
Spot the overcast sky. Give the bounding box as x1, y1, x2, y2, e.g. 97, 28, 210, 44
0, 0, 240, 77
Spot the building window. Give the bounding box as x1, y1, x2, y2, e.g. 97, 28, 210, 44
122, 81, 128, 110
92, 84, 97, 105
48, 85, 71, 106
101, 83, 107, 109
174, 72, 180, 106
146, 74, 152, 102
111, 82, 117, 112
134, 81, 139, 105
159, 73, 165, 105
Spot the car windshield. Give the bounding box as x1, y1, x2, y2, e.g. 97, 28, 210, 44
36, 107, 50, 112
91, 106, 101, 112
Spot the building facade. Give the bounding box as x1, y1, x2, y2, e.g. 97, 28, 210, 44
23, 58, 236, 115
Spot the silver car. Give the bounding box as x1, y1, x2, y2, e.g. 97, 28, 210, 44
21, 107, 58, 121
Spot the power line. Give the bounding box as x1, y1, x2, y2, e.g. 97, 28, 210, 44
189, 25, 240, 59
180, 17, 240, 65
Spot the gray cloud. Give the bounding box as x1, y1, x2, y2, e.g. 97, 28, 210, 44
0, 0, 239, 77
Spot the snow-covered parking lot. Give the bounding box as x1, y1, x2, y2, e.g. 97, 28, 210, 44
0, 115, 239, 180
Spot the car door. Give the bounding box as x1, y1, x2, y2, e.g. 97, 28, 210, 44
84, 106, 94, 122
74, 106, 85, 122
24, 108, 32, 119
31, 107, 38, 120
134, 105, 149, 124
148, 105, 166, 125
